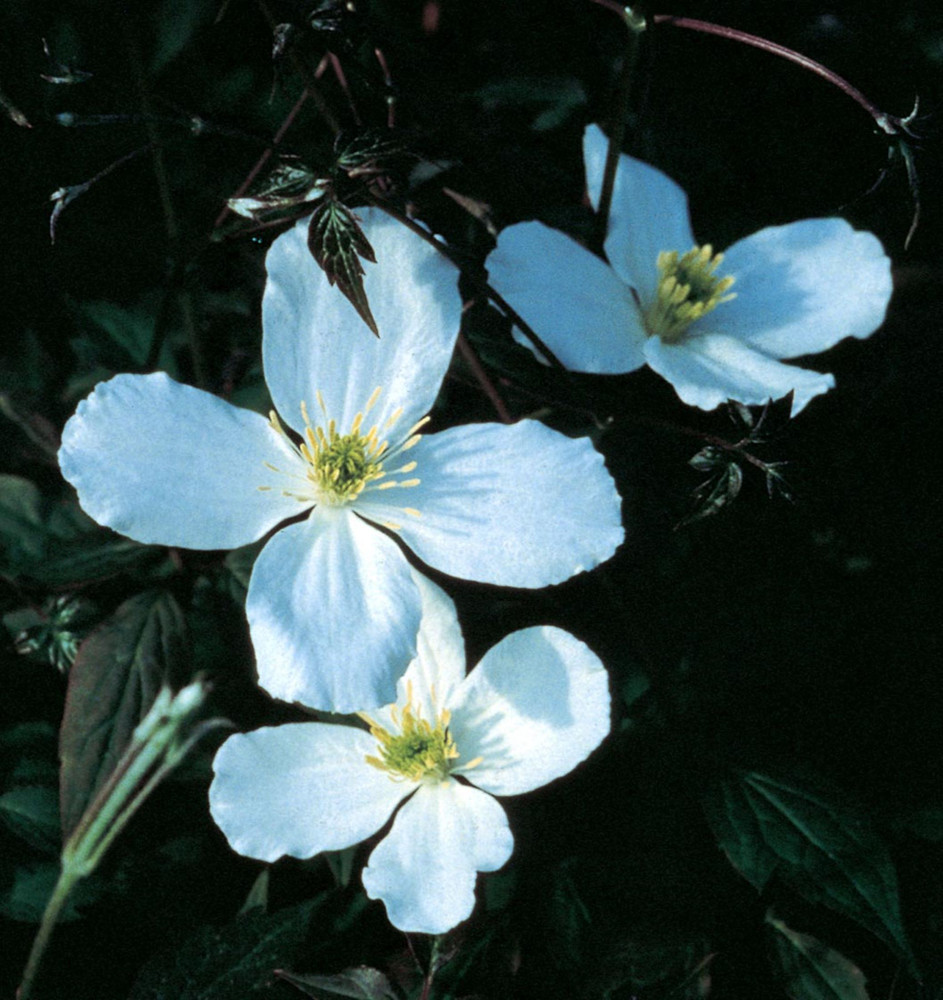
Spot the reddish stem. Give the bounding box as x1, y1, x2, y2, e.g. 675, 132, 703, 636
456, 330, 514, 423
213, 80, 316, 229
652, 15, 911, 135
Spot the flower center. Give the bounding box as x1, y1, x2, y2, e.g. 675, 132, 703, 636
644, 244, 736, 344
361, 689, 460, 783
262, 387, 427, 515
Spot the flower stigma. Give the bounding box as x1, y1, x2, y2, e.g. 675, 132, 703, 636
360, 685, 471, 783
644, 244, 736, 344
261, 387, 428, 515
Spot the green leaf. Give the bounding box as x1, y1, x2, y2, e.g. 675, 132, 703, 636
766, 913, 870, 1000
150, 0, 216, 75
702, 770, 915, 970
0, 474, 46, 570
0, 786, 61, 855
275, 967, 396, 1000
128, 895, 327, 1000
307, 198, 379, 337
59, 590, 190, 839
33, 533, 166, 588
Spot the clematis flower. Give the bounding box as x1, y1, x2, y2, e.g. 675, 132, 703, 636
58, 208, 624, 713
209, 571, 611, 934
487, 124, 893, 415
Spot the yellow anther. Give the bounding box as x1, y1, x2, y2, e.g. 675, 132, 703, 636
645, 243, 736, 343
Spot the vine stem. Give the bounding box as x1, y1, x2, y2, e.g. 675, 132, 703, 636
214, 83, 316, 229
651, 15, 915, 136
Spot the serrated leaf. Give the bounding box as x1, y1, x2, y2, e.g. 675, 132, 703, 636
59, 590, 189, 839
128, 895, 327, 1000
227, 161, 328, 222
307, 199, 378, 336
0, 786, 61, 855
702, 770, 915, 970
335, 129, 406, 176
766, 913, 869, 1000
276, 967, 396, 1000
678, 462, 743, 528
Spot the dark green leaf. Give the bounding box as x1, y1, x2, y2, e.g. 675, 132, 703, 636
128, 895, 326, 1000
702, 770, 915, 969
275, 967, 396, 1000
766, 912, 869, 1000
150, 0, 216, 74
307, 198, 379, 336
0, 786, 61, 855
0, 474, 46, 571
59, 590, 190, 839
32, 534, 166, 588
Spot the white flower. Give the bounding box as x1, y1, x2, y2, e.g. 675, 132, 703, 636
58, 208, 624, 713
209, 572, 611, 934
487, 125, 893, 416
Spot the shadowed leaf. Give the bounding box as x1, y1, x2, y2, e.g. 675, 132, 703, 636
129, 895, 336, 999
59, 590, 189, 839
276, 967, 396, 1000
702, 770, 915, 971
766, 912, 869, 1000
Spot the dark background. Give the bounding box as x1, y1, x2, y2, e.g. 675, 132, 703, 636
1, 1, 942, 998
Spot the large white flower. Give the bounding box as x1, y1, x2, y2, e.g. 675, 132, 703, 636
209, 572, 611, 934
487, 125, 893, 415
58, 208, 624, 712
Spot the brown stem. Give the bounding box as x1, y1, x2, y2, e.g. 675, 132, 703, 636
368, 197, 569, 371
214, 85, 314, 229
456, 331, 514, 423
374, 47, 396, 129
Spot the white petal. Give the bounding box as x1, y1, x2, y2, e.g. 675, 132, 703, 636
487, 221, 646, 373
357, 421, 624, 588
371, 572, 468, 733
449, 626, 610, 796
698, 218, 893, 358
362, 780, 513, 934
209, 723, 409, 862
58, 372, 305, 549
644, 333, 835, 416
582, 124, 695, 302
262, 207, 461, 436
246, 508, 421, 712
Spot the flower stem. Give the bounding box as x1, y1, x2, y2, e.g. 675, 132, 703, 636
16, 683, 217, 1000
595, 6, 647, 243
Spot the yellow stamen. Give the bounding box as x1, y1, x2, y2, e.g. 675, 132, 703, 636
644, 243, 736, 343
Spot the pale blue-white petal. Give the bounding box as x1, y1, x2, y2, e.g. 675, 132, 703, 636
582, 124, 695, 302
644, 333, 835, 416
209, 723, 409, 862
246, 507, 421, 712
371, 572, 468, 733
262, 208, 461, 437
356, 421, 624, 588
58, 372, 306, 549
487, 221, 646, 373
697, 218, 893, 358
449, 626, 610, 796
362, 780, 513, 934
